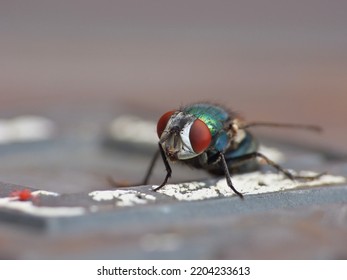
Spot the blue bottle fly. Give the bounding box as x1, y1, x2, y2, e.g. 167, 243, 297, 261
143, 102, 323, 199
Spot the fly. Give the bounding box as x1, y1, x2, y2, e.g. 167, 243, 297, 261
142, 102, 323, 199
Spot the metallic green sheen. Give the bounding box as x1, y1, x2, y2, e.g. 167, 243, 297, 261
183, 103, 229, 136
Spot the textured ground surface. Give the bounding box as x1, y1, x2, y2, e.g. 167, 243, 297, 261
0, 113, 346, 259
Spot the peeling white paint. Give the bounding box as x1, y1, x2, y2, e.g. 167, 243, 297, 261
155, 171, 346, 201
89, 190, 156, 207
0, 197, 85, 217
31, 190, 60, 196
0, 189, 84, 217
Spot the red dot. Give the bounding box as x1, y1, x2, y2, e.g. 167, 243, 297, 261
10, 189, 33, 201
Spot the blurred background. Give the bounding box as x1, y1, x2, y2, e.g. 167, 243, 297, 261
0, 0, 346, 190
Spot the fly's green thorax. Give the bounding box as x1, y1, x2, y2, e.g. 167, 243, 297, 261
184, 104, 229, 136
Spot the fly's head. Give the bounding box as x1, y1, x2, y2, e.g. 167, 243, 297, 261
156, 110, 212, 161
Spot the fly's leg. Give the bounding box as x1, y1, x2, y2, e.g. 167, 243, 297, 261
228, 152, 325, 180
218, 152, 244, 199
142, 147, 160, 185
152, 143, 172, 191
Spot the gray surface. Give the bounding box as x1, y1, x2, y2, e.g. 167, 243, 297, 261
1, 182, 347, 233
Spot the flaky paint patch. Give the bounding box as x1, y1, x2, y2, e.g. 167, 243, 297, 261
155, 171, 346, 201
89, 190, 156, 207
0, 197, 85, 217
31, 190, 60, 196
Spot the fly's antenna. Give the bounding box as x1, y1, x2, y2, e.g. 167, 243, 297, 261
240, 122, 322, 133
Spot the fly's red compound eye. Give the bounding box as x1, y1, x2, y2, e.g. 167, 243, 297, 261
157, 110, 176, 138
189, 119, 211, 153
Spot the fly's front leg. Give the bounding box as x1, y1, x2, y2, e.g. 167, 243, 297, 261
218, 152, 244, 199
152, 143, 172, 191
